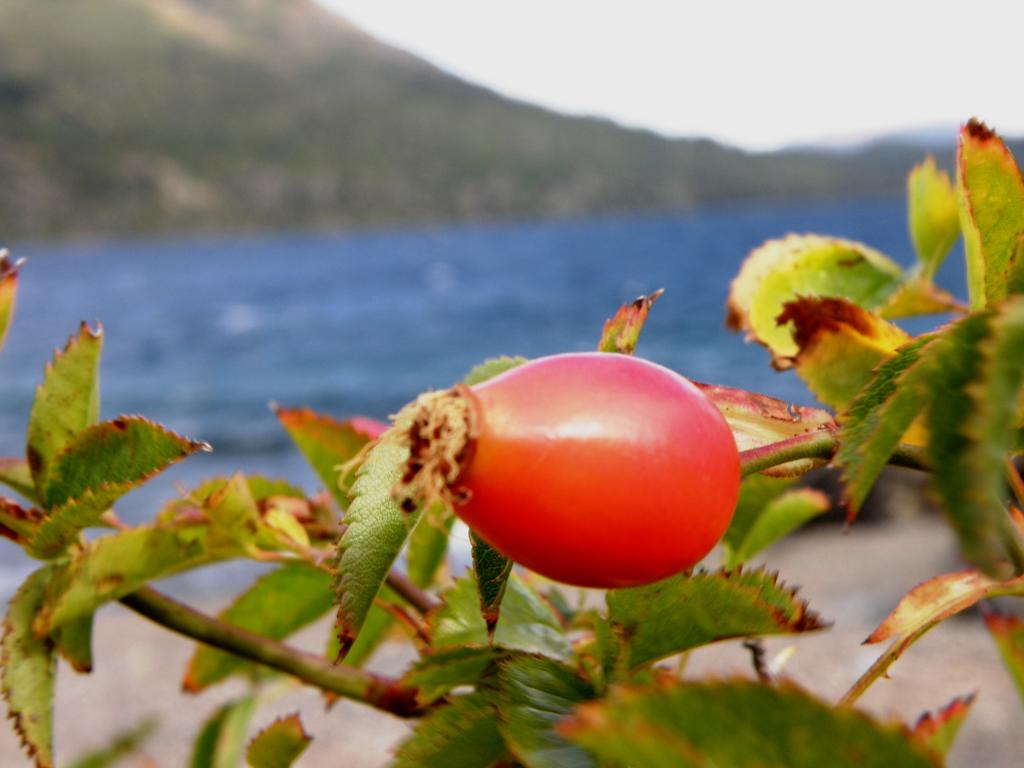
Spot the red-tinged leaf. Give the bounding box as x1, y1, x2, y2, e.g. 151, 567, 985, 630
273, 405, 375, 507
348, 416, 388, 440
183, 563, 333, 693
561, 678, 939, 768
598, 289, 663, 354
856, 570, 1024, 692
776, 296, 912, 410
907, 156, 961, 279
607, 567, 827, 670
0, 250, 22, 354
246, 714, 311, 768
0, 497, 42, 546
912, 694, 976, 757
0, 458, 40, 504
2, 568, 56, 768
694, 382, 835, 477
983, 610, 1024, 702
957, 119, 1024, 308
26, 323, 103, 493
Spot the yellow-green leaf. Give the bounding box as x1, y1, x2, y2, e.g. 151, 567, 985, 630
26, 323, 103, 492
246, 714, 311, 768
723, 488, 830, 569
2, 568, 56, 768
957, 119, 1024, 308
727, 234, 903, 361
0, 458, 40, 504
776, 296, 912, 410
908, 155, 960, 279
191, 696, 257, 768
0, 250, 22, 354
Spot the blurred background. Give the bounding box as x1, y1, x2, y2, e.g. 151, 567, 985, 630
1, 1, 1023, 765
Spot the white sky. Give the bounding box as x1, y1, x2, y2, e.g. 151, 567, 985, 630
316, 0, 1024, 151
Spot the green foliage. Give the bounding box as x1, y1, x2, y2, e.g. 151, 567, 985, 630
597, 290, 662, 354
402, 646, 508, 706
333, 439, 422, 659
63, 718, 157, 768
462, 356, 528, 385
1, 568, 55, 768
429, 573, 570, 660
495, 655, 596, 768
26, 323, 102, 492
471, 531, 514, 638
957, 120, 1024, 308
406, 502, 455, 589
723, 487, 830, 568
393, 692, 508, 768
0, 458, 39, 503
54, 613, 94, 674
908, 155, 960, 279
246, 714, 312, 768
191, 696, 258, 768
561, 679, 939, 768
0, 251, 20, 351
184, 563, 334, 692
607, 568, 826, 669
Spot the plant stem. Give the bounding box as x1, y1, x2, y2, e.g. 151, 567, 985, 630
385, 570, 440, 614
119, 587, 423, 718
738, 430, 929, 477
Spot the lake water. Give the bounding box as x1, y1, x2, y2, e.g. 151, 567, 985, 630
0, 198, 966, 594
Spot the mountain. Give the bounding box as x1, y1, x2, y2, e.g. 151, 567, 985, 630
0, 0, 1008, 239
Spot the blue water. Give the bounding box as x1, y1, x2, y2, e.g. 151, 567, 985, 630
0, 199, 966, 594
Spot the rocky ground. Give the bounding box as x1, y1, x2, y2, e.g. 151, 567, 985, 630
3, 478, 1022, 767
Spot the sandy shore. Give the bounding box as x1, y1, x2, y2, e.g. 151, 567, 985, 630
2, 514, 1022, 767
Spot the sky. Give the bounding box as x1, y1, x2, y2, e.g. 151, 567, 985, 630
317, 0, 1024, 151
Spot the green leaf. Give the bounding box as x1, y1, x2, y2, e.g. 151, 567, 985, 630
722, 475, 796, 558
29, 418, 208, 558
184, 563, 334, 692
694, 382, 835, 477
597, 289, 663, 354
393, 692, 508, 768
274, 406, 374, 507
912, 694, 975, 758
406, 501, 454, 589
203, 473, 262, 549
957, 119, 1024, 308
607, 568, 826, 669
403, 646, 507, 705
430, 573, 570, 660
835, 336, 937, 515
908, 155, 961, 279
561, 679, 939, 768
333, 439, 423, 659
1009, 234, 1024, 297
926, 305, 1024, 577
471, 532, 513, 639
0, 251, 21, 353
36, 524, 225, 634
0, 457, 38, 504
726, 234, 904, 362
246, 714, 311, 768
984, 610, 1024, 703
1, 568, 56, 768
64, 717, 158, 768
54, 613, 94, 673
463, 356, 528, 386
496, 655, 596, 768
774, 296, 912, 410
326, 587, 399, 668
26, 323, 103, 493
723, 488, 830, 568
191, 696, 257, 768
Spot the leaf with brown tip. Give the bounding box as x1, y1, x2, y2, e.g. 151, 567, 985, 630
246, 714, 311, 768
598, 289, 663, 354
912, 694, 976, 758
